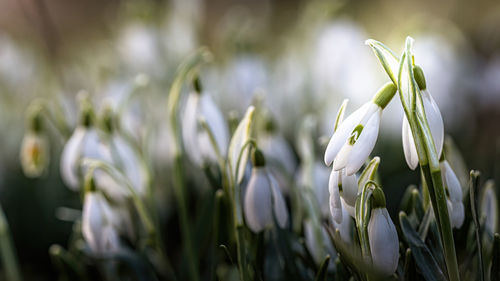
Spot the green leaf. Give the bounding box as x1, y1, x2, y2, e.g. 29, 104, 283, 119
228, 106, 256, 186
314, 255, 330, 281
365, 39, 400, 85
469, 170, 485, 281
399, 212, 447, 281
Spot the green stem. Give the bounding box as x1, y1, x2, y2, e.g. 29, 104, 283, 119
172, 154, 199, 281
0, 204, 22, 281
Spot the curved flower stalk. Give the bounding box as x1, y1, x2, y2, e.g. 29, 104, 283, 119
243, 149, 288, 233
441, 159, 464, 228
324, 82, 397, 175
60, 96, 111, 191
402, 66, 444, 170
367, 189, 399, 276
182, 77, 229, 166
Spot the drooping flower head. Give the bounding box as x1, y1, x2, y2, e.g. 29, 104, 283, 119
325, 82, 396, 175
402, 66, 444, 170
182, 76, 229, 166
367, 188, 399, 276
60, 94, 111, 191
243, 148, 288, 233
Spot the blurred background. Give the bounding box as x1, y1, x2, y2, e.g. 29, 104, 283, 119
1, 0, 500, 279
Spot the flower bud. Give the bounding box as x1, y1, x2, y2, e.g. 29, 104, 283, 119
368, 208, 399, 276
244, 167, 288, 233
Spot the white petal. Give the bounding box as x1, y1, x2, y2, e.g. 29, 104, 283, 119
100, 225, 120, 254
268, 173, 289, 229
340, 170, 358, 206
182, 93, 203, 165
402, 116, 419, 170
324, 103, 370, 166
451, 200, 464, 228
442, 161, 462, 202
111, 135, 147, 196
344, 109, 381, 175
422, 91, 444, 157
328, 169, 342, 224
481, 185, 498, 235
200, 94, 229, 159
82, 192, 106, 253
342, 197, 356, 218
60, 128, 86, 190
244, 169, 273, 233
368, 208, 399, 276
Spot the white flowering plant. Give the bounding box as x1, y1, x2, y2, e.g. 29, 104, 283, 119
4, 36, 498, 281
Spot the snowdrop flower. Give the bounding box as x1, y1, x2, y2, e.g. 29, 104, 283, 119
441, 159, 464, 228
182, 77, 229, 166
368, 190, 399, 276
328, 168, 358, 224
100, 107, 149, 197
60, 97, 111, 191
402, 66, 444, 170
82, 186, 121, 255
481, 181, 498, 235
20, 110, 48, 178
325, 82, 397, 175
244, 149, 288, 233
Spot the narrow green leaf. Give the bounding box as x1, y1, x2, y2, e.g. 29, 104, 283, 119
228, 106, 256, 186
314, 255, 330, 281
365, 39, 400, 85
399, 212, 447, 281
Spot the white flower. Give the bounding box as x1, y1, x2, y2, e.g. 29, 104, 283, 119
402, 90, 444, 170
244, 167, 288, 233
60, 127, 111, 191
328, 168, 358, 224
107, 132, 149, 197
441, 160, 464, 228
182, 91, 229, 166
20, 132, 49, 178
368, 208, 399, 276
324, 101, 382, 175
82, 192, 121, 255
